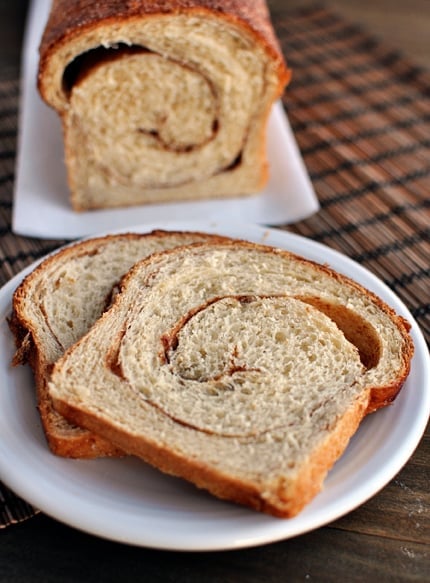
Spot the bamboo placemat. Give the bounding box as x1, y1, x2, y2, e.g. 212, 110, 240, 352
0, 5, 429, 528
278, 7, 430, 344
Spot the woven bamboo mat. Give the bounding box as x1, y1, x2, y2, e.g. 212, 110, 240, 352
0, 5, 429, 528
278, 7, 430, 343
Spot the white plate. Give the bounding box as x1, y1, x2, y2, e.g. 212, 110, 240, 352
0, 221, 429, 551
12, 0, 319, 239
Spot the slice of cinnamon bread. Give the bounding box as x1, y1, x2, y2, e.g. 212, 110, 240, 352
47, 240, 413, 517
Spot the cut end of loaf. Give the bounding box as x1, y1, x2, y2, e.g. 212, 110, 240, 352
38, 2, 290, 210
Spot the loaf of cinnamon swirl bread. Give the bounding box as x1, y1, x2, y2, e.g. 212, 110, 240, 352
38, 0, 290, 210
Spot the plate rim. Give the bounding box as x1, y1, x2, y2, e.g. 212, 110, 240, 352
0, 220, 429, 551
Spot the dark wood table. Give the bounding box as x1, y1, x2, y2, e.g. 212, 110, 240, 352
1, 1, 429, 580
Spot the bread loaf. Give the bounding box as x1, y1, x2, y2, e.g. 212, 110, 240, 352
38, 0, 290, 211
47, 240, 413, 517
10, 230, 228, 458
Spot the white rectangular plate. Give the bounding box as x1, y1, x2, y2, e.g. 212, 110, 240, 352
12, 0, 319, 239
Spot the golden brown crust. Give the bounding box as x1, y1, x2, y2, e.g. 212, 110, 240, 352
40, 0, 285, 65
37, 372, 125, 458
282, 391, 370, 516
38, 0, 290, 110
51, 375, 369, 517
49, 395, 292, 517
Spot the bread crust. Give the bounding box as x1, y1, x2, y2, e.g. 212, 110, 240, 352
38, 0, 290, 110
40, 0, 283, 50
10, 314, 124, 457
52, 388, 370, 517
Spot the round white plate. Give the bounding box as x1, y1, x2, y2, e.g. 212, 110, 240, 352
0, 221, 429, 551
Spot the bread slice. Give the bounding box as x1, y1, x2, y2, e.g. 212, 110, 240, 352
10, 230, 228, 458
47, 240, 414, 517
38, 0, 290, 210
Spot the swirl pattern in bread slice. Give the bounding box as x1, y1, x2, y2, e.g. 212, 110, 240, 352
48, 240, 413, 516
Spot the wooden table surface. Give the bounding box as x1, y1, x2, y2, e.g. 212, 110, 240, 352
0, 1, 429, 581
